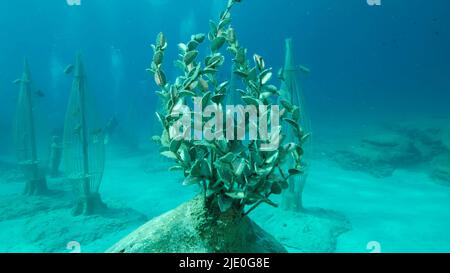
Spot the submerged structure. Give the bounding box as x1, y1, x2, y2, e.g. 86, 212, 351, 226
109, 0, 308, 253
14, 60, 48, 195
49, 135, 63, 177
279, 38, 311, 212
63, 54, 106, 216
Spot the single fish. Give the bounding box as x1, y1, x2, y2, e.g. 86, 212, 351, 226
299, 65, 310, 74
151, 135, 161, 143
35, 90, 45, 98
90, 128, 103, 136
277, 68, 284, 80
13, 79, 21, 85
64, 64, 74, 74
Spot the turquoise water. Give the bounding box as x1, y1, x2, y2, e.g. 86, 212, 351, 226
0, 0, 449, 253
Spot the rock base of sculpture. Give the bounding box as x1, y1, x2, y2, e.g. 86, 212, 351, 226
107, 195, 287, 253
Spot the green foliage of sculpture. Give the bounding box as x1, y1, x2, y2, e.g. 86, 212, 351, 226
149, 0, 309, 216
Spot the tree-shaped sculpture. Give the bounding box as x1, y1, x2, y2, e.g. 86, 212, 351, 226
63, 53, 106, 216
279, 38, 311, 212
14, 60, 48, 195
108, 0, 307, 253
150, 0, 307, 216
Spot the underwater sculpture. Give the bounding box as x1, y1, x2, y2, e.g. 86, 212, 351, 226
49, 135, 63, 177
13, 60, 48, 195
109, 0, 307, 253
279, 38, 311, 212
63, 53, 106, 216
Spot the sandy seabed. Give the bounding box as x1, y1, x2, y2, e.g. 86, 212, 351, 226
0, 135, 449, 253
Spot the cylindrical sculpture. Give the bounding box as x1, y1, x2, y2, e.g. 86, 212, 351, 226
63, 53, 106, 216
280, 38, 312, 212
14, 60, 47, 195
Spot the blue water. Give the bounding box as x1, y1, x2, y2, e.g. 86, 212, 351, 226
0, 0, 450, 253
1, 0, 449, 129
